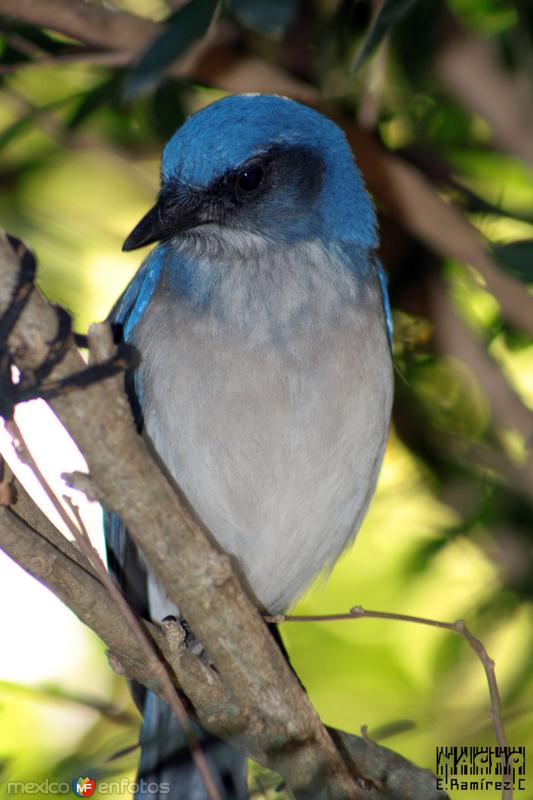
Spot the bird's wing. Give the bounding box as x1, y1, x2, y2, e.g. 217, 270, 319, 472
376, 258, 393, 349
110, 246, 167, 339
104, 247, 168, 705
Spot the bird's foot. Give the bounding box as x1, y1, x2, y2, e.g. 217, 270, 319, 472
0, 235, 131, 421
161, 615, 211, 665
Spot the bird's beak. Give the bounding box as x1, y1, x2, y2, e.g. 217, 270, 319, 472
122, 192, 203, 252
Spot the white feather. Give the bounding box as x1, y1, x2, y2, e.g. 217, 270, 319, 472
134, 231, 393, 615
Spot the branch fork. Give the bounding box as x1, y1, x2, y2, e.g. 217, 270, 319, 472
0, 230, 450, 799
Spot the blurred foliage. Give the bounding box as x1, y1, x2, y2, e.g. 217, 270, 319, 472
0, 1, 532, 799
125, 0, 219, 98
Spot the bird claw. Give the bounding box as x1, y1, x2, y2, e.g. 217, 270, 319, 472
161, 615, 210, 663
0, 234, 132, 421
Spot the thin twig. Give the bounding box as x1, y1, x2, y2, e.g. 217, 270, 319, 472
269, 606, 508, 746
267, 605, 513, 800
6, 418, 222, 800
0, 50, 130, 74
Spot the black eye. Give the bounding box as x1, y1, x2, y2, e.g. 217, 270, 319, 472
237, 164, 264, 192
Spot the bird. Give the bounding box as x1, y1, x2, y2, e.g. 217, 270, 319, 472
105, 93, 394, 799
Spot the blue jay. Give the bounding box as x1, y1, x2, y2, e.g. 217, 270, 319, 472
106, 94, 393, 799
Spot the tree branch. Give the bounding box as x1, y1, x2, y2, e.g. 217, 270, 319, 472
0, 230, 374, 798
0, 1, 317, 103
3, 0, 531, 342
428, 272, 533, 493
1, 467, 448, 799
0, 232, 452, 797
345, 127, 533, 336
0, 0, 158, 52
436, 23, 533, 171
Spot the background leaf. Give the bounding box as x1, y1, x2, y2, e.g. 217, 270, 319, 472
493, 240, 533, 284
230, 0, 299, 36
124, 0, 218, 99
351, 0, 421, 72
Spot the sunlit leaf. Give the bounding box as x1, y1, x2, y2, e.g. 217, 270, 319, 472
0, 96, 75, 151
448, 0, 518, 35
351, 0, 421, 72
0, 25, 68, 66
124, 0, 219, 99
230, 0, 298, 36
411, 358, 490, 443
493, 240, 533, 284
454, 183, 533, 226
0, 111, 38, 151
403, 536, 450, 577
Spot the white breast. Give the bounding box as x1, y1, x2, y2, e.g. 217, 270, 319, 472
133, 237, 393, 614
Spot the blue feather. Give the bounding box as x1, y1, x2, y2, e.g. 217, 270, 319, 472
112, 247, 167, 338
377, 260, 394, 349
137, 693, 247, 800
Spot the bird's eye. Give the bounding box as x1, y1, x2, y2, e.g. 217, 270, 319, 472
237, 165, 264, 192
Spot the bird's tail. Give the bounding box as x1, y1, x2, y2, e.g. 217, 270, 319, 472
135, 691, 248, 800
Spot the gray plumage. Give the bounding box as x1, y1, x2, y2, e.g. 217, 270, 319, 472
132, 230, 392, 615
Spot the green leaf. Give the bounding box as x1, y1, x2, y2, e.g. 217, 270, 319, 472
124, 0, 219, 99
152, 80, 188, 139
0, 111, 38, 151
66, 77, 119, 130
351, 0, 421, 72
403, 536, 449, 577
0, 96, 76, 151
454, 182, 533, 226
230, 0, 298, 36
493, 240, 533, 283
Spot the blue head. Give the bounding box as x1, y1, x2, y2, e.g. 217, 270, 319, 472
123, 94, 378, 252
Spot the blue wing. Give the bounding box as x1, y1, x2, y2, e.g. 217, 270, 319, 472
111, 246, 167, 337
105, 247, 167, 701
336, 243, 393, 350
376, 259, 393, 350
138, 694, 248, 800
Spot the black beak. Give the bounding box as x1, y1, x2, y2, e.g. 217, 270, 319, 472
122, 191, 204, 252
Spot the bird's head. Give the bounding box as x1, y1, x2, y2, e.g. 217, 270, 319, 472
123, 94, 377, 252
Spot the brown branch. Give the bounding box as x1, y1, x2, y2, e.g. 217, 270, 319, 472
428, 273, 533, 492
0, 1, 316, 103
0, 502, 156, 688
6, 465, 97, 578
0, 0, 158, 53
0, 231, 455, 798
0, 231, 369, 799
435, 24, 533, 171
7, 417, 221, 800
1, 482, 449, 800
0, 467, 242, 734
345, 127, 533, 337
